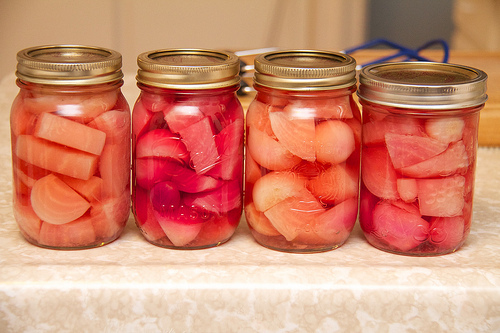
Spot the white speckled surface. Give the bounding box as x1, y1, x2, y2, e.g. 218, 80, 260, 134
1, 74, 499, 332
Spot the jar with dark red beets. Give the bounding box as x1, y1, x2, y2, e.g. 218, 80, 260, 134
132, 49, 244, 249
10, 45, 131, 249
245, 50, 361, 253
358, 62, 488, 256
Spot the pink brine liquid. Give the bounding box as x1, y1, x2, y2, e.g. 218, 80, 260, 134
359, 101, 480, 255
11, 84, 131, 249
245, 87, 361, 252
132, 87, 244, 249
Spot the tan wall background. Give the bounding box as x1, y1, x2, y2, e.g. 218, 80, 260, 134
1, 0, 498, 80
0, 0, 368, 79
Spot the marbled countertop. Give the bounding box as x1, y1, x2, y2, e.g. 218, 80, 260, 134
1, 74, 499, 332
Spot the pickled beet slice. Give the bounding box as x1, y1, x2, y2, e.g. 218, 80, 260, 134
372, 201, 429, 252
207, 119, 243, 180
136, 128, 189, 163
133, 100, 167, 138
361, 146, 399, 200
183, 179, 242, 215
399, 141, 469, 178
150, 181, 181, 213
178, 116, 219, 174
133, 187, 166, 241
363, 116, 422, 146
135, 157, 223, 192
416, 176, 465, 217
429, 216, 465, 250
163, 103, 204, 133
385, 133, 448, 169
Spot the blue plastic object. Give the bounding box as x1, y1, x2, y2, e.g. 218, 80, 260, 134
342, 38, 449, 68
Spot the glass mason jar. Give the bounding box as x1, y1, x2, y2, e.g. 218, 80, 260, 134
10, 45, 131, 249
358, 62, 488, 256
132, 49, 244, 249
245, 50, 361, 253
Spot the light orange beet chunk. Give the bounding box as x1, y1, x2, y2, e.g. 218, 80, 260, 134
269, 111, 316, 162
307, 164, 358, 205
99, 143, 130, 198
31, 174, 91, 225
38, 215, 97, 248
15, 135, 99, 180
245, 202, 281, 237
315, 120, 355, 164
247, 127, 301, 171
264, 190, 325, 241
13, 201, 42, 242
34, 112, 106, 155
252, 171, 307, 212
61, 175, 103, 202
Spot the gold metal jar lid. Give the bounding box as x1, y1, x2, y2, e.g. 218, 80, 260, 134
16, 45, 123, 85
136, 49, 240, 90
358, 62, 488, 110
253, 50, 357, 91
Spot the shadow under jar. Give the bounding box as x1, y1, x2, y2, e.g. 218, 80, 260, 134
10, 45, 131, 249
357, 62, 488, 256
132, 49, 244, 249
245, 50, 361, 253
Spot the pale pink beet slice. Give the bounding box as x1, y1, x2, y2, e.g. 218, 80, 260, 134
396, 178, 418, 202
140, 92, 174, 113
425, 117, 465, 145
359, 186, 380, 234
87, 110, 131, 145
283, 96, 353, 119
24, 90, 118, 122
135, 157, 222, 192
207, 119, 244, 180
99, 142, 130, 198
361, 146, 399, 200
269, 111, 316, 161
307, 164, 358, 205
363, 116, 422, 146
246, 100, 274, 135
245, 202, 281, 237
90, 190, 130, 240
133, 100, 154, 138
31, 174, 91, 225
416, 175, 465, 217
399, 141, 469, 178
385, 133, 448, 169
247, 126, 301, 171
315, 120, 355, 164
38, 215, 97, 248
163, 103, 205, 133
429, 216, 465, 250
252, 171, 307, 212
264, 190, 325, 242
61, 175, 103, 202
178, 116, 219, 174
16, 135, 98, 180
13, 201, 42, 242
156, 219, 203, 247
183, 179, 241, 215
372, 201, 429, 252
133, 186, 166, 241
136, 128, 189, 163
314, 197, 358, 244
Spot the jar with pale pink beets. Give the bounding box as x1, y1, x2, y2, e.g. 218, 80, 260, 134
357, 62, 487, 256
245, 50, 361, 253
